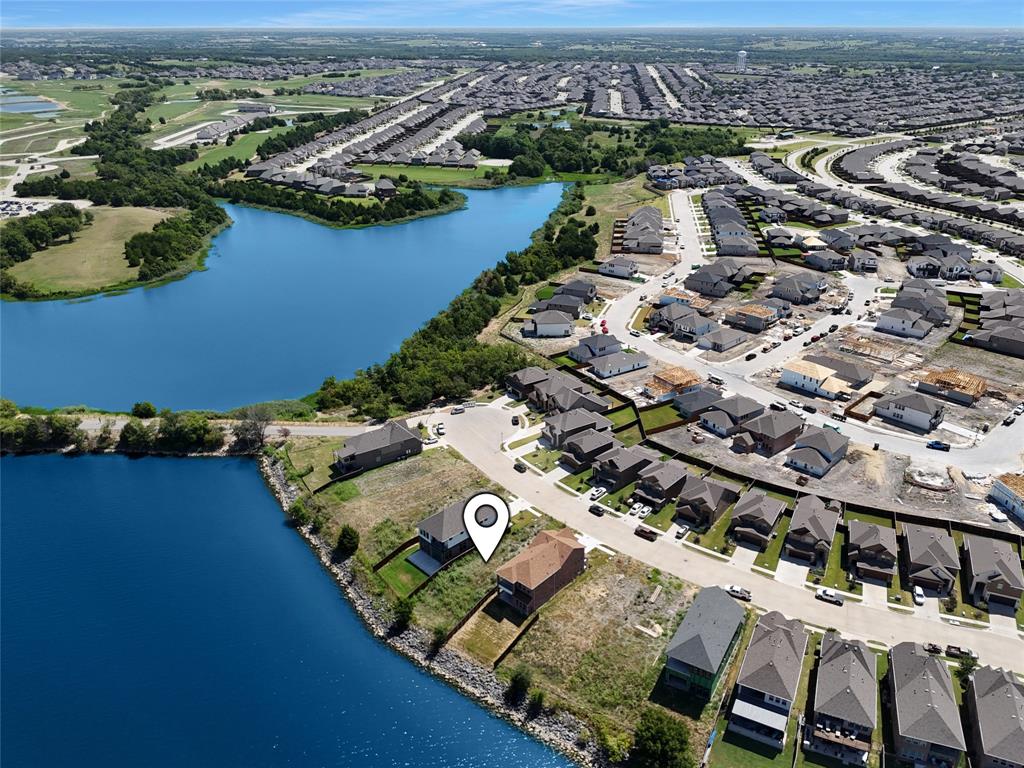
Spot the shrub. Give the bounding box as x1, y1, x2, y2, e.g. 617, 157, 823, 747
527, 690, 545, 719
392, 597, 414, 632
131, 401, 157, 418
506, 664, 532, 704
628, 707, 694, 768
333, 524, 360, 560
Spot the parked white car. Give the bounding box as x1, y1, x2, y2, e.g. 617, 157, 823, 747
913, 586, 926, 606
815, 587, 844, 606
590, 487, 607, 501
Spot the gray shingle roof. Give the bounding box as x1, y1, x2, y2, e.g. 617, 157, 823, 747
969, 666, 1024, 764
790, 495, 840, 544
667, 586, 746, 675
418, 498, 468, 542
736, 610, 808, 701
889, 642, 966, 752
814, 632, 877, 731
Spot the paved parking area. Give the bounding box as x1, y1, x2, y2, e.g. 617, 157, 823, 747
862, 581, 889, 608
730, 545, 758, 569
775, 557, 808, 587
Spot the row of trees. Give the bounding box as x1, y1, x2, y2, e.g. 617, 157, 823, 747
196, 87, 263, 100
254, 110, 366, 160
0, 203, 92, 268
313, 186, 596, 418
460, 119, 748, 178
204, 179, 461, 227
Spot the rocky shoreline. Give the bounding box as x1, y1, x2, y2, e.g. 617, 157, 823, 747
258, 454, 609, 768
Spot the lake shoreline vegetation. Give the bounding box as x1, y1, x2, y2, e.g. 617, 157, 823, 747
256, 451, 609, 768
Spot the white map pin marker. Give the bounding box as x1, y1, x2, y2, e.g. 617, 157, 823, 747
462, 492, 510, 563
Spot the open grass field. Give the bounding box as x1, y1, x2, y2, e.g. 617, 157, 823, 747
522, 446, 562, 473
501, 552, 697, 755
6, 206, 172, 293
283, 436, 342, 490
310, 447, 493, 560
584, 174, 670, 256
179, 126, 292, 172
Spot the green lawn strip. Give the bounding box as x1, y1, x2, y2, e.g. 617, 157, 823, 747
644, 502, 677, 532
844, 509, 893, 527
886, 565, 913, 607
806, 531, 863, 595
614, 424, 644, 446
639, 403, 684, 432
601, 482, 638, 513
508, 432, 542, 451
376, 546, 428, 599
1000, 274, 1024, 289
522, 446, 562, 473
549, 353, 577, 367
631, 305, 652, 331
606, 405, 639, 428
939, 571, 989, 623
695, 503, 736, 555
561, 468, 594, 494
535, 284, 556, 300
753, 514, 791, 572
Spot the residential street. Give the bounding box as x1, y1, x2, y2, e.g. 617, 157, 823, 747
435, 403, 1024, 669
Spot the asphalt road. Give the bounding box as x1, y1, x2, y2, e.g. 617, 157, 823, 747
436, 403, 1023, 669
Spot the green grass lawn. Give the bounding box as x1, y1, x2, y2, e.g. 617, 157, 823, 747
179, 126, 291, 172
550, 353, 577, 367
508, 432, 541, 450
522, 446, 562, 473
939, 573, 990, 623
845, 509, 893, 527
606, 406, 639, 428
561, 467, 594, 493
535, 284, 556, 300
639, 403, 683, 432
602, 482, 638, 513
806, 531, 863, 595
631, 305, 652, 331
644, 502, 677, 532
614, 424, 644, 446
696, 505, 736, 555
999, 274, 1023, 289
377, 546, 429, 599
886, 567, 912, 607
6, 205, 173, 294
753, 514, 791, 571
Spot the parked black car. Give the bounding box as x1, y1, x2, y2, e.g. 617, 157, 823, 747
589, 504, 605, 516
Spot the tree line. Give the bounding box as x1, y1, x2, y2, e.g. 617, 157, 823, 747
0, 203, 92, 267
255, 110, 366, 160
196, 87, 264, 100
204, 179, 462, 227
314, 185, 596, 419
460, 119, 748, 178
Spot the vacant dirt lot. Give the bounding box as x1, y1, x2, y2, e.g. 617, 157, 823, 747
502, 552, 699, 753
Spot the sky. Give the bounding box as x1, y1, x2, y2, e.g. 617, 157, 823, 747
2, 0, 1022, 30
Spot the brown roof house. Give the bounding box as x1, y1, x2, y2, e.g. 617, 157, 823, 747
728, 611, 809, 749
332, 421, 422, 476
729, 490, 787, 549
674, 475, 739, 530
888, 642, 966, 768
560, 429, 622, 471
965, 666, 1024, 768
591, 445, 660, 492
633, 461, 691, 509
785, 495, 840, 565
902, 523, 960, 594
700, 395, 765, 437
736, 409, 805, 456
962, 533, 1024, 610
496, 528, 585, 615
847, 519, 898, 585
541, 408, 613, 450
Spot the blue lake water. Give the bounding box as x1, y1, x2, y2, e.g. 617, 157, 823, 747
0, 184, 564, 411
0, 454, 575, 768
0, 91, 63, 114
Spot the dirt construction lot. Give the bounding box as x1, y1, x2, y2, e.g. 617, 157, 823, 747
501, 552, 701, 754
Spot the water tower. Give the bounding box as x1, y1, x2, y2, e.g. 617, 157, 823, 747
737, 50, 748, 72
